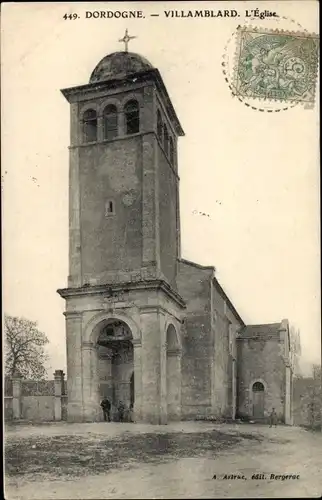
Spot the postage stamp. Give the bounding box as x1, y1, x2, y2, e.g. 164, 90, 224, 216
234, 26, 320, 105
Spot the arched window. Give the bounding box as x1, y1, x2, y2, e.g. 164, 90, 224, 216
105, 200, 115, 216
103, 104, 118, 140
157, 110, 163, 140
163, 124, 169, 156
82, 109, 97, 143
169, 137, 174, 164
124, 100, 139, 135
252, 382, 265, 392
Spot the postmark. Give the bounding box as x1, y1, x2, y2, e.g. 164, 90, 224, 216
233, 26, 319, 107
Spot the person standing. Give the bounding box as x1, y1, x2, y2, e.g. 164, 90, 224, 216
118, 400, 125, 422
100, 397, 111, 422
129, 402, 134, 423
269, 407, 277, 428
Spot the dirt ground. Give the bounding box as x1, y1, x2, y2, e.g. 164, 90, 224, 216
5, 421, 322, 499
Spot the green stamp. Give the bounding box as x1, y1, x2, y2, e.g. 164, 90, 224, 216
234, 26, 319, 105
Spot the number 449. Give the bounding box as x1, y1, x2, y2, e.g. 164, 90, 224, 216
63, 13, 79, 20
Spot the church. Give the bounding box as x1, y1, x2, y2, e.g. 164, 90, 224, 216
57, 34, 292, 425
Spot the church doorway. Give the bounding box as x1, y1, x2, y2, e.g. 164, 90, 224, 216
97, 319, 134, 421
166, 324, 181, 421
252, 381, 265, 418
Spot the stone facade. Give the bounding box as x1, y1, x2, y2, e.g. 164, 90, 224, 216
57, 50, 292, 424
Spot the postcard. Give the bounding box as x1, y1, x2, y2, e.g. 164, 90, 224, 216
2, 2, 320, 499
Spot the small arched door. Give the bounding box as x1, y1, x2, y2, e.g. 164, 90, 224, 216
252, 382, 265, 418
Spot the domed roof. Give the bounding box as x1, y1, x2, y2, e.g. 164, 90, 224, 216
89, 51, 154, 83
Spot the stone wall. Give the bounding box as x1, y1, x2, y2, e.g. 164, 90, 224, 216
176, 261, 244, 421
79, 136, 143, 284
211, 278, 243, 419
177, 260, 213, 418
4, 370, 67, 422
157, 143, 178, 287
293, 373, 321, 429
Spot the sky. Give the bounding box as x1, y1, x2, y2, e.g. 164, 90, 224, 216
2, 1, 320, 377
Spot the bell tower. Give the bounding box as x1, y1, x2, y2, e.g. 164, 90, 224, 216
58, 41, 186, 424
62, 48, 184, 288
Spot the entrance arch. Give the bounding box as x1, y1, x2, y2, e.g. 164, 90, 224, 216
166, 324, 181, 421
96, 319, 134, 421
84, 311, 141, 345
252, 381, 265, 418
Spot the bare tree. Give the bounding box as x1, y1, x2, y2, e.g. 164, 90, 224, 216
289, 325, 302, 376
4, 314, 49, 379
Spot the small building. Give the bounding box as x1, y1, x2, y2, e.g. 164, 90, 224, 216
237, 321, 292, 423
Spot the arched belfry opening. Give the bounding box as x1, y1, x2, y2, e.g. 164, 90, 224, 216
96, 319, 134, 420
166, 324, 181, 421
252, 381, 265, 418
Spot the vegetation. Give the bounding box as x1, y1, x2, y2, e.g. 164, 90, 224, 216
5, 429, 262, 478
4, 314, 49, 379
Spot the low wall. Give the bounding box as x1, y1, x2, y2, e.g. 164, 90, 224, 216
5, 370, 67, 423
293, 375, 321, 430
5, 396, 13, 420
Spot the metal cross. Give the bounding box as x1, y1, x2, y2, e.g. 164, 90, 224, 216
118, 29, 137, 52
